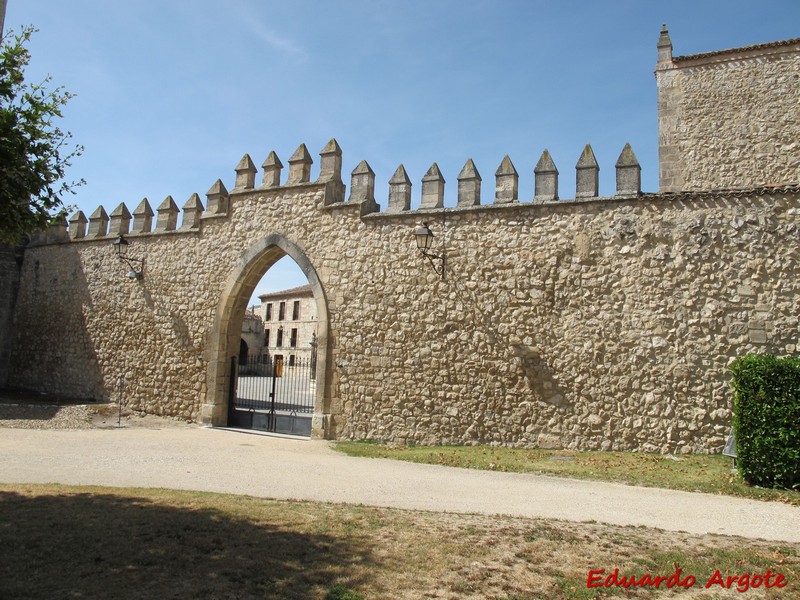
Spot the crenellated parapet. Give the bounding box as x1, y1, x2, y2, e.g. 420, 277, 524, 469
63, 192, 205, 241
495, 156, 519, 203
156, 196, 180, 231
347, 160, 379, 216
203, 180, 229, 217
109, 203, 131, 236
261, 152, 283, 188
55, 139, 648, 243
182, 194, 204, 229
372, 142, 642, 213
88, 206, 108, 238
534, 151, 558, 202
616, 143, 642, 197
287, 144, 313, 185
132, 198, 154, 234
68, 211, 87, 239
457, 159, 481, 207
233, 155, 257, 191
576, 145, 600, 199
420, 163, 445, 209
388, 165, 412, 213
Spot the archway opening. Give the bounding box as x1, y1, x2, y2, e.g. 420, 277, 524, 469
239, 339, 249, 367
202, 235, 330, 439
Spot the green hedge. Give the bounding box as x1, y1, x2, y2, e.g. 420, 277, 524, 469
729, 354, 800, 490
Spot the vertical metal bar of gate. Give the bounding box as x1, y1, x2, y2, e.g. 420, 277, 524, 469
268, 355, 281, 432
228, 356, 239, 425
232, 351, 314, 433
274, 358, 300, 412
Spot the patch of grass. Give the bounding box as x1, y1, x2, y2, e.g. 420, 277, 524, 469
554, 571, 613, 599
0, 484, 797, 599
324, 584, 364, 600
635, 545, 796, 586
524, 522, 582, 544
333, 442, 800, 505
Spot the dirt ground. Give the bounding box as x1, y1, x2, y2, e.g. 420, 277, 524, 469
0, 389, 195, 430
1, 389, 799, 598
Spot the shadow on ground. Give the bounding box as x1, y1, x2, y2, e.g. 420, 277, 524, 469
0, 403, 60, 420
0, 488, 375, 599
0, 387, 95, 411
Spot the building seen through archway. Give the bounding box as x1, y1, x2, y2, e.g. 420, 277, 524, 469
256, 284, 318, 368
234, 283, 319, 436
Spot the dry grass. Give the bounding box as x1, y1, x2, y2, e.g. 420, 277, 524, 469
333, 443, 800, 506
0, 484, 797, 599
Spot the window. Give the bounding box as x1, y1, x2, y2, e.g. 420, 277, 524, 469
292, 301, 300, 320
276, 328, 283, 348
265, 303, 272, 321
279, 301, 286, 321
290, 328, 298, 348
264, 330, 270, 347
289, 354, 296, 367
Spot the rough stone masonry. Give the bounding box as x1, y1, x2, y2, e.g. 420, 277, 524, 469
3, 27, 799, 452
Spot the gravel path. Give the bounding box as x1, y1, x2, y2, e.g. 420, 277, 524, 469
0, 409, 798, 544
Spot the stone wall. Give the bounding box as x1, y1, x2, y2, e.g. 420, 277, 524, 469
341, 188, 799, 454
8, 230, 208, 407
0, 243, 23, 388
7, 30, 800, 452
656, 28, 800, 192
7, 138, 800, 453
240, 312, 266, 366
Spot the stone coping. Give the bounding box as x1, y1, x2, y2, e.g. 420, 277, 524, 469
32, 183, 800, 247
673, 37, 800, 66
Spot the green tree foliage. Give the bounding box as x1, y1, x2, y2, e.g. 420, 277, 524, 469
730, 353, 800, 490
0, 26, 83, 243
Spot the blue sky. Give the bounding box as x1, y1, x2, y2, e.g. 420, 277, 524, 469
5, 1, 799, 301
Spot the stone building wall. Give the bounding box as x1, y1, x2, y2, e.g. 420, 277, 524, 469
240, 312, 266, 366
656, 28, 800, 192
258, 285, 318, 361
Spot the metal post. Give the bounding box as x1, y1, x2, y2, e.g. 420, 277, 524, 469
310, 333, 318, 381
228, 356, 237, 426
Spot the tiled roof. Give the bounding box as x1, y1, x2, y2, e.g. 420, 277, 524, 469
643, 183, 800, 201
258, 284, 313, 300
674, 37, 800, 63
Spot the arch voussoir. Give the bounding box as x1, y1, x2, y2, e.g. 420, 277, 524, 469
201, 234, 330, 438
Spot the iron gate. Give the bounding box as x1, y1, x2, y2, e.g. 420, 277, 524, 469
228, 349, 317, 435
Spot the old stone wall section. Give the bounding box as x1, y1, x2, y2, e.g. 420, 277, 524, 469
7, 137, 800, 452
6, 30, 800, 452
0, 244, 23, 388
348, 188, 799, 453
657, 28, 800, 192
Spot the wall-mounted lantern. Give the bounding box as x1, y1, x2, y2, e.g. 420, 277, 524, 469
112, 235, 144, 280
414, 222, 445, 279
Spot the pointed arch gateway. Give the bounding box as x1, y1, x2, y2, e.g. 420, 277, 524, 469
201, 234, 331, 438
